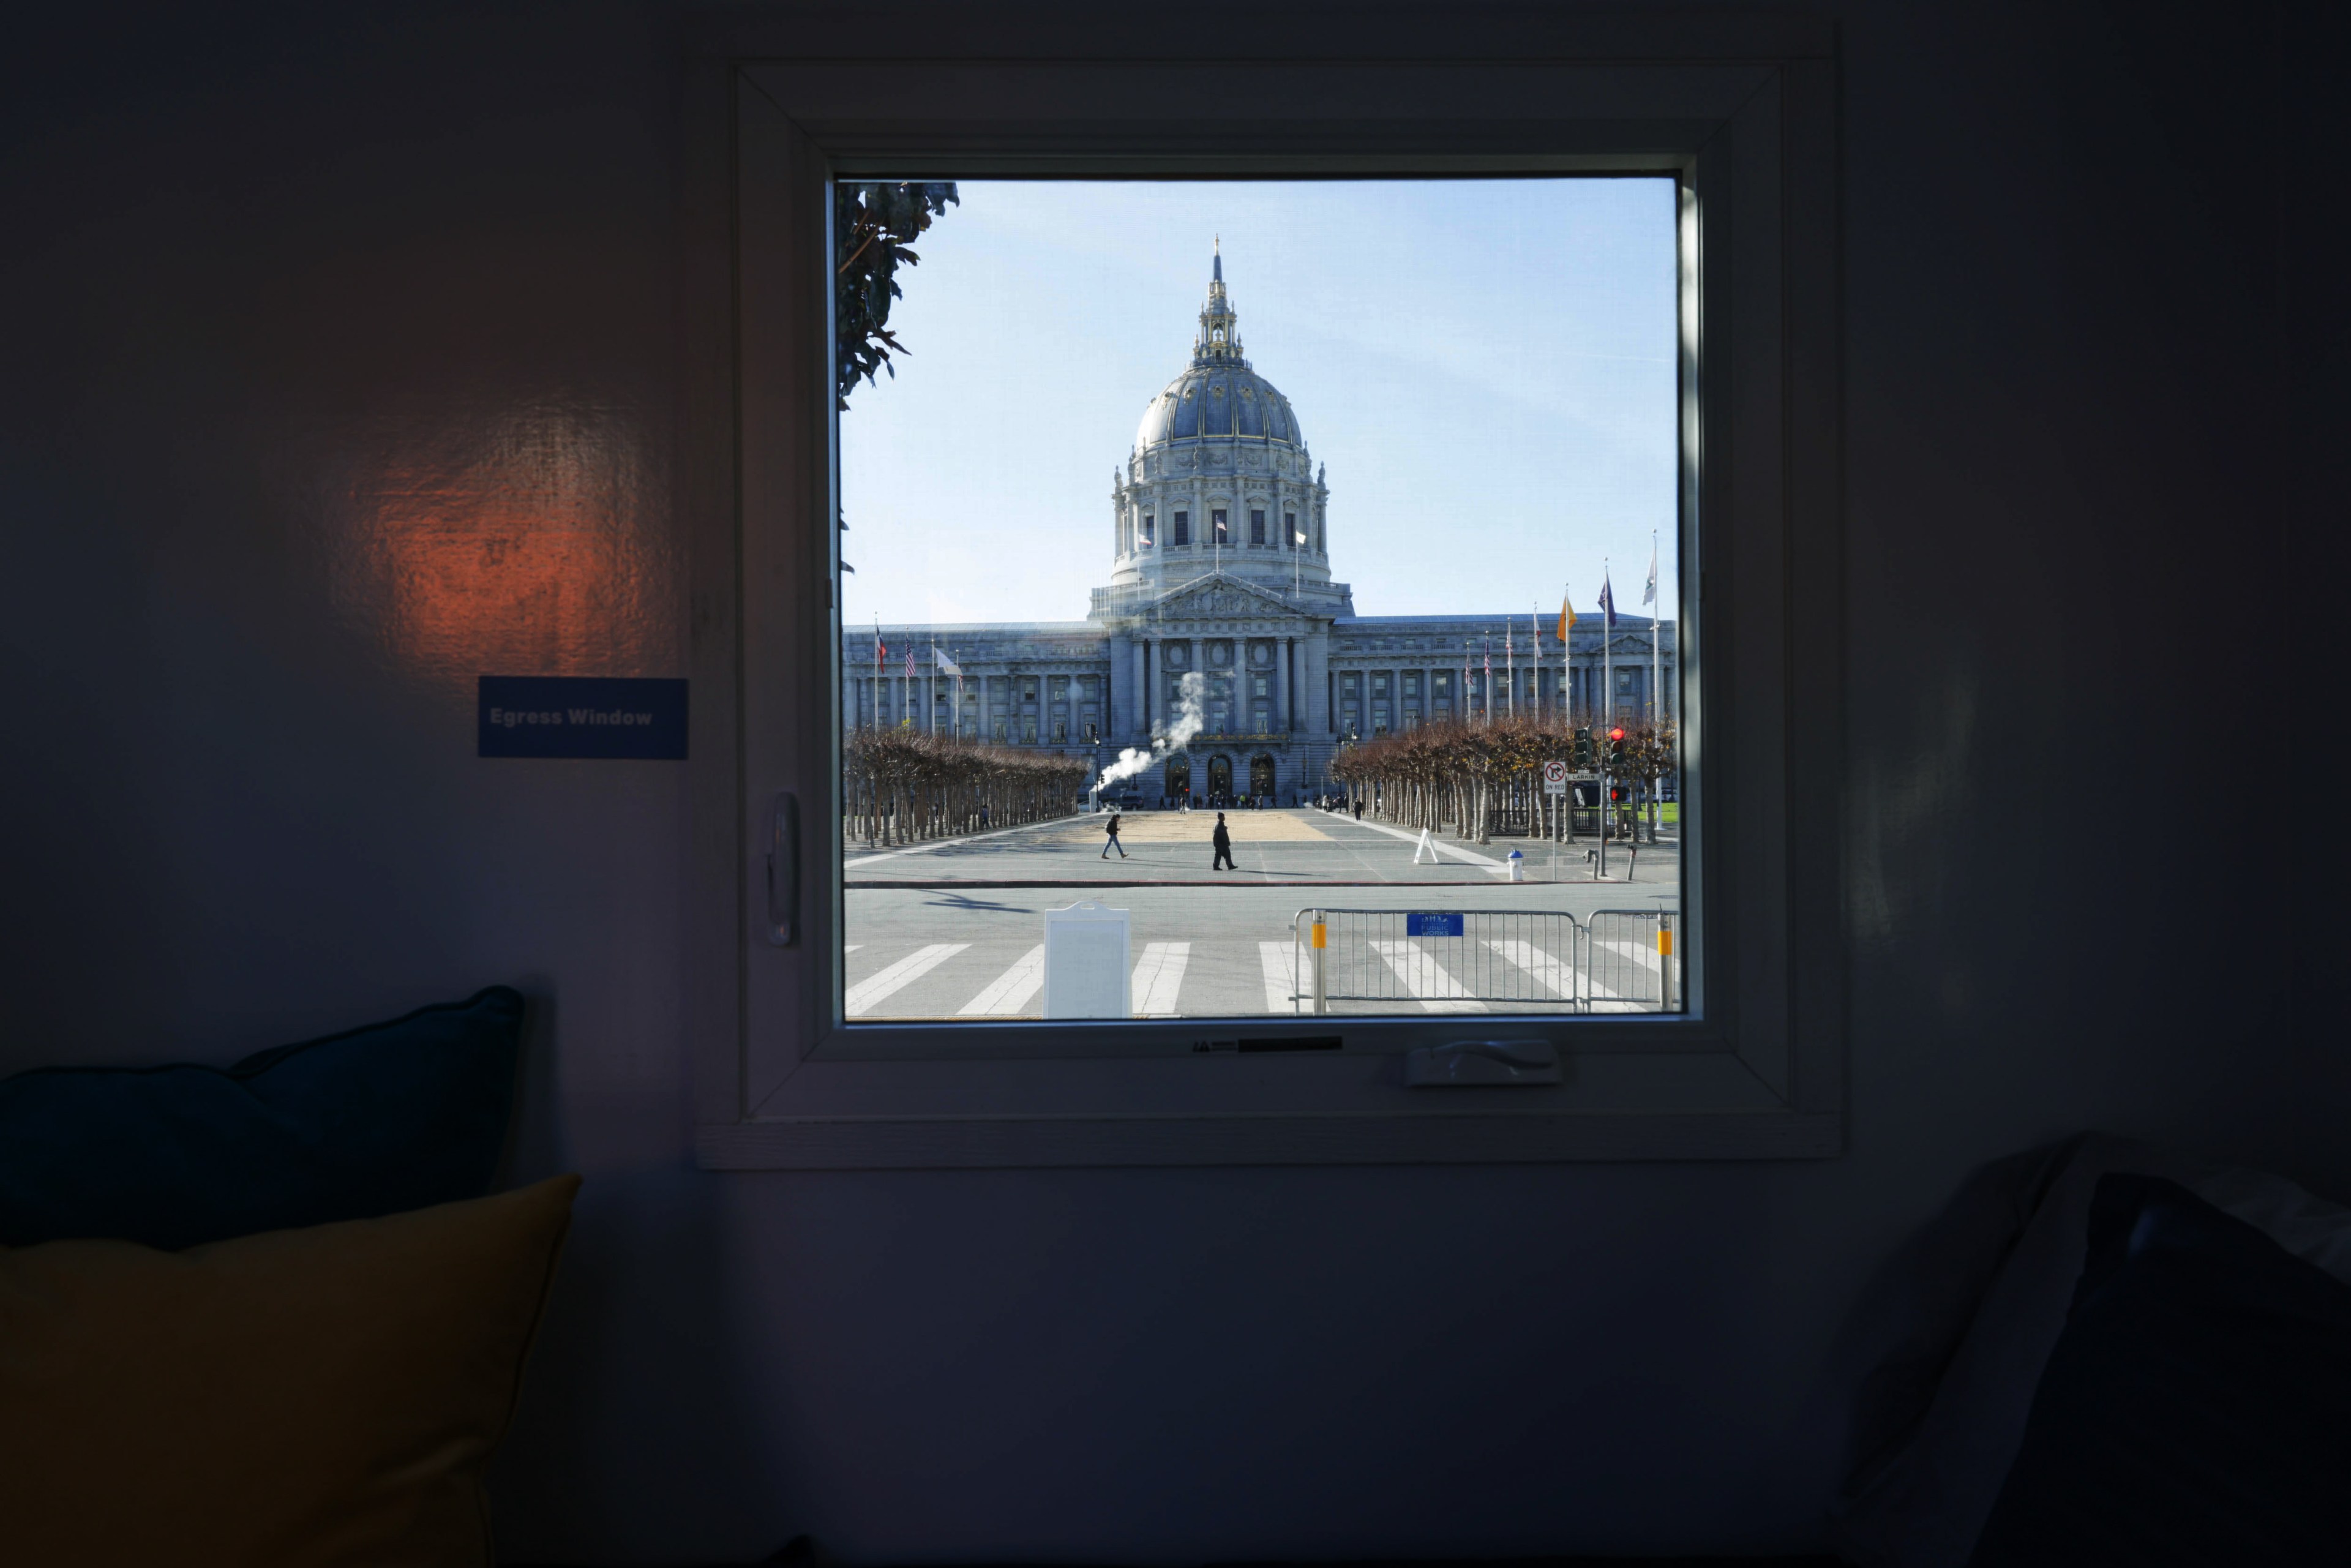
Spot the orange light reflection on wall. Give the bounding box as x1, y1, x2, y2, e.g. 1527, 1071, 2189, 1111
332, 402, 679, 680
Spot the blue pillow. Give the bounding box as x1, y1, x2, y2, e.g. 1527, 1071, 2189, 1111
0, 987, 523, 1250
1970, 1172, 2351, 1567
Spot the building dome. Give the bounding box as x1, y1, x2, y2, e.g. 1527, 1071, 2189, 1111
1100, 240, 1342, 615
1134, 364, 1304, 449
1132, 238, 1305, 453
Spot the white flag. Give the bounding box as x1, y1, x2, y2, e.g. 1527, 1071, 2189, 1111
934, 646, 962, 677
1643, 538, 1659, 607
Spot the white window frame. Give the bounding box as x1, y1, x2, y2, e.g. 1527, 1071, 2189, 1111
686, 14, 1842, 1168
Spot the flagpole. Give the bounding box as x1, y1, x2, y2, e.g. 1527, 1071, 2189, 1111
1649, 529, 1661, 727
1505, 623, 1515, 721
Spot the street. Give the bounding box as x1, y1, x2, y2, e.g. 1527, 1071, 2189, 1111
842, 808, 1680, 1019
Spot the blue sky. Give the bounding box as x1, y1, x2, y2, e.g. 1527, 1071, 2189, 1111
840, 178, 1679, 630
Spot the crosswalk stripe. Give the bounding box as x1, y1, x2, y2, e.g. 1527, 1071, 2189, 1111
845, 943, 970, 1016
844, 945, 863, 953
1487, 939, 1575, 999
959, 945, 1046, 1016
1258, 942, 1297, 1013
1370, 939, 1487, 1013
1592, 937, 1662, 972
1131, 942, 1190, 1016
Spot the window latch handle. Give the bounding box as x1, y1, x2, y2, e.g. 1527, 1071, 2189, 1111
765, 791, 800, 947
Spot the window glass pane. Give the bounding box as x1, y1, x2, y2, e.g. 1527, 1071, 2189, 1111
838, 178, 1681, 1024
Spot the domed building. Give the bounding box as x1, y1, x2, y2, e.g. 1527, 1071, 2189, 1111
844, 246, 1676, 806
1101, 241, 1342, 615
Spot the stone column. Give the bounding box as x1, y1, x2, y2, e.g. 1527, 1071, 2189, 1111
1277, 635, 1293, 732
1140, 637, 1155, 737
1305, 627, 1330, 735
1104, 634, 1125, 742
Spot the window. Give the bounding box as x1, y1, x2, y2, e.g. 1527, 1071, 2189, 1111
1172, 510, 1188, 546
1250, 508, 1265, 545
1284, 511, 1296, 549
1142, 513, 1154, 546
715, 22, 1843, 1168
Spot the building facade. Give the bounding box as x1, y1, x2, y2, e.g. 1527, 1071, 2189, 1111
843, 247, 1678, 804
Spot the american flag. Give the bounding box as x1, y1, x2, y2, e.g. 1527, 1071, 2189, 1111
903, 646, 915, 680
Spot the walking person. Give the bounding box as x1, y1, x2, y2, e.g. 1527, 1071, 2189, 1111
1352, 797, 1363, 823
1210, 811, 1235, 872
1101, 810, 1127, 859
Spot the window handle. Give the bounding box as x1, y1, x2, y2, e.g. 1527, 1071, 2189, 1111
765, 791, 800, 947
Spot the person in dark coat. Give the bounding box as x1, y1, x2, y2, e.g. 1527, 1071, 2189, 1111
1211, 812, 1235, 872
1100, 811, 1127, 859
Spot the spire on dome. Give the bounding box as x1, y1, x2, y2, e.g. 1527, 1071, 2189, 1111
1194, 239, 1243, 364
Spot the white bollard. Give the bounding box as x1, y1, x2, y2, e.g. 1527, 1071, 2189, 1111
1507, 849, 1524, 882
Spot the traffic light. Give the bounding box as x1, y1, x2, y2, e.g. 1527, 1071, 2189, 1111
1606, 725, 1627, 772
1610, 785, 1629, 803
1573, 726, 1592, 767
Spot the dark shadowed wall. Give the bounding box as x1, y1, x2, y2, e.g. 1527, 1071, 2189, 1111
0, 2, 2329, 1562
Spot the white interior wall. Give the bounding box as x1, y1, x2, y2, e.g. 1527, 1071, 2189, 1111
0, 2, 2317, 1562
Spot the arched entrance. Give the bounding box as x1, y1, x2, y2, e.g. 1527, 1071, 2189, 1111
1207, 754, 1233, 801
1250, 754, 1276, 800
1162, 756, 1190, 803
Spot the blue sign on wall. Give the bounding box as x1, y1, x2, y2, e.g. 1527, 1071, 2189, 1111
1405, 912, 1465, 938
478, 677, 688, 759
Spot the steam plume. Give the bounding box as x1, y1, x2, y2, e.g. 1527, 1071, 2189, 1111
1097, 671, 1207, 790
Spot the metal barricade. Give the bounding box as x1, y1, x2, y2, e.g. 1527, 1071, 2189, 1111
1584, 908, 1678, 1013
1292, 908, 1591, 1015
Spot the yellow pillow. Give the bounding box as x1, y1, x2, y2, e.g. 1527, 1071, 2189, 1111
0, 1174, 580, 1567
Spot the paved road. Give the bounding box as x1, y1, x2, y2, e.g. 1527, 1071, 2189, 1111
842, 809, 1679, 1021
847, 805, 1678, 888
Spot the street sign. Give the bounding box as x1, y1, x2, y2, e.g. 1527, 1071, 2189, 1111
1543, 759, 1569, 796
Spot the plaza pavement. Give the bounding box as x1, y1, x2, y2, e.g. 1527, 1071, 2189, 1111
841, 808, 1679, 1021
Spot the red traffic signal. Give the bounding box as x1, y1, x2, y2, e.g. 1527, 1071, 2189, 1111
1607, 726, 1626, 743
